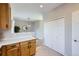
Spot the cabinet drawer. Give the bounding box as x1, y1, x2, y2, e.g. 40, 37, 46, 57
6, 43, 19, 50
20, 41, 29, 46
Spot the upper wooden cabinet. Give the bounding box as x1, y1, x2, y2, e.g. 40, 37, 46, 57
0, 3, 11, 30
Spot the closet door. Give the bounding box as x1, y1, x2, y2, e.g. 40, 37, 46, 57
44, 18, 65, 55
54, 18, 65, 55
44, 20, 57, 49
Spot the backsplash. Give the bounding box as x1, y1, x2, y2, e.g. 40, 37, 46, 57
14, 20, 35, 33
3, 30, 35, 40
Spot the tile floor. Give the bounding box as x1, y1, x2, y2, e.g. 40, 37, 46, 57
35, 45, 63, 56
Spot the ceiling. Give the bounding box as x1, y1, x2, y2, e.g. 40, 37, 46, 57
11, 3, 62, 21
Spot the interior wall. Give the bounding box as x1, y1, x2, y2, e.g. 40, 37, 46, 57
34, 20, 44, 46
34, 20, 43, 39
44, 3, 79, 56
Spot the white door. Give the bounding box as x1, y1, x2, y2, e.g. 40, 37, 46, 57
55, 18, 65, 55
44, 18, 65, 55
72, 11, 79, 56
44, 20, 56, 49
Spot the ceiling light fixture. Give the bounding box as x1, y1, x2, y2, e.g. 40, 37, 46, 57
40, 5, 43, 8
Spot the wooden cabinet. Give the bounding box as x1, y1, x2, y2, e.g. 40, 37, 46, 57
29, 40, 36, 56
20, 39, 36, 56
0, 3, 11, 30
0, 48, 1, 56
2, 43, 20, 56
7, 47, 19, 56
20, 41, 29, 56
6, 43, 20, 56
1, 39, 36, 56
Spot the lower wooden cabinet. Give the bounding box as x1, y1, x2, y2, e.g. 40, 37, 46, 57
20, 39, 36, 56
0, 48, 1, 56
1, 43, 20, 56
6, 43, 20, 56
29, 40, 36, 56
0, 39, 36, 56
20, 41, 29, 56
7, 47, 20, 56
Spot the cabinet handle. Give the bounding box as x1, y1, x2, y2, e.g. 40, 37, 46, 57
29, 45, 31, 48
28, 45, 29, 48
28, 45, 31, 48
6, 24, 8, 28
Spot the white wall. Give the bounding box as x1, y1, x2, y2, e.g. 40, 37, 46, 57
34, 21, 44, 39
11, 3, 43, 21
34, 20, 44, 46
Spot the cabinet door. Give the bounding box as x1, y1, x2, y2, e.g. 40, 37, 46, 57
0, 3, 7, 29
29, 45, 36, 56
5, 4, 11, 30
29, 40, 36, 56
0, 48, 1, 56
44, 18, 65, 55
55, 18, 65, 55
20, 45, 29, 56
0, 3, 11, 30
20, 41, 29, 56
72, 11, 79, 55
7, 47, 20, 56
6, 43, 20, 56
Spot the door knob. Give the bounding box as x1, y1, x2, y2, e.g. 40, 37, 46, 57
74, 40, 77, 42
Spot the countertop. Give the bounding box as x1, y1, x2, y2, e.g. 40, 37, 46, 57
0, 36, 36, 48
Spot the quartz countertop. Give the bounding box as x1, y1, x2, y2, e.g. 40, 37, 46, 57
0, 36, 36, 48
